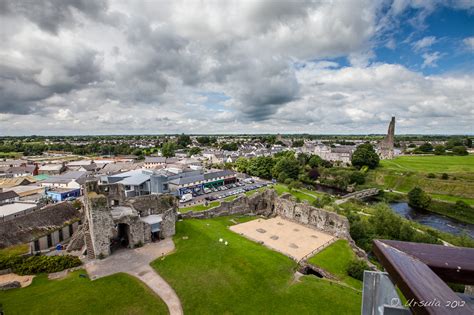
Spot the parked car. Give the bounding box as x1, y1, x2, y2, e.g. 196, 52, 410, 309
180, 193, 193, 203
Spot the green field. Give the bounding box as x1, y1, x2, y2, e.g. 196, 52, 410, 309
0, 270, 168, 314
273, 184, 325, 203
380, 155, 474, 173
152, 216, 361, 314
0, 244, 29, 258
308, 240, 362, 290
367, 155, 474, 203
0, 152, 22, 159
179, 201, 220, 213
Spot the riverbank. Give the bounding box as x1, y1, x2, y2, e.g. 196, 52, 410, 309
380, 191, 474, 225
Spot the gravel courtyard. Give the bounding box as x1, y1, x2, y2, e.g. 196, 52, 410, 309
230, 216, 335, 261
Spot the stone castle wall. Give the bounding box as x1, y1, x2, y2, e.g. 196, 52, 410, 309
181, 189, 351, 240
83, 180, 178, 258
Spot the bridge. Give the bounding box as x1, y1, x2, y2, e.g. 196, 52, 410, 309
335, 188, 380, 205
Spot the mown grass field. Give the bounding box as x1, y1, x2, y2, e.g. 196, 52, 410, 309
380, 155, 474, 173
152, 216, 361, 314
308, 240, 362, 290
367, 155, 474, 203
0, 270, 168, 314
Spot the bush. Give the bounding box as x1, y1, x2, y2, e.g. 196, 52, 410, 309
0, 255, 82, 275
408, 187, 431, 210
427, 173, 436, 178
346, 259, 369, 281
441, 173, 449, 180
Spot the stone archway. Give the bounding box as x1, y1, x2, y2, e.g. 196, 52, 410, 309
117, 223, 131, 248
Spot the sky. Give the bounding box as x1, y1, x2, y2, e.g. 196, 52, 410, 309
0, 0, 473, 136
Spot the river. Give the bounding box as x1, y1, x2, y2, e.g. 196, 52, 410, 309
389, 202, 474, 239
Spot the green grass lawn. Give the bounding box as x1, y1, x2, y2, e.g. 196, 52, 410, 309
0, 270, 168, 315
273, 184, 326, 203
0, 152, 22, 159
0, 244, 29, 258
380, 155, 474, 173
367, 155, 474, 202
152, 216, 361, 314
307, 240, 362, 290
179, 201, 220, 213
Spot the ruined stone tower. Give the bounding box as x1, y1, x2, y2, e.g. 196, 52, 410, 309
83, 180, 177, 259
377, 117, 395, 159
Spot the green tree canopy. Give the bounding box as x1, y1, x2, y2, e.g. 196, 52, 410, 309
408, 187, 431, 210
161, 142, 176, 158
351, 143, 379, 169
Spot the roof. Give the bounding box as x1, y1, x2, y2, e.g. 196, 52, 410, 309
4, 185, 44, 196
0, 190, 19, 202
169, 174, 204, 185
34, 174, 50, 181
40, 171, 88, 184
0, 176, 36, 188
204, 169, 235, 180
7, 165, 36, 174
66, 160, 93, 166
140, 214, 162, 225
145, 157, 166, 163
0, 202, 80, 248
0, 202, 37, 217
117, 173, 150, 186
39, 164, 64, 171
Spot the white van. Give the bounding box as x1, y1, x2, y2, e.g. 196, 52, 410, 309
180, 193, 193, 203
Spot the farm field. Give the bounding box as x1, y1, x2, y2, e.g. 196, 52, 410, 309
0, 270, 168, 314
152, 216, 361, 314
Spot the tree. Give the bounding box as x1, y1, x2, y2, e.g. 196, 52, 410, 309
177, 134, 191, 148
196, 136, 211, 145
221, 142, 238, 151
246, 156, 275, 179
408, 187, 431, 210
452, 146, 468, 156
235, 157, 249, 173
271, 157, 301, 181
291, 139, 304, 147
434, 145, 445, 155
188, 147, 202, 157
351, 143, 379, 169
308, 155, 324, 168
161, 142, 176, 158
349, 171, 365, 185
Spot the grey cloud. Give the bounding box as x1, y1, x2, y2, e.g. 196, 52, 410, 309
1, 0, 109, 34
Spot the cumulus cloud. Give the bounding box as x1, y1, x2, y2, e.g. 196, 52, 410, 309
0, 0, 472, 135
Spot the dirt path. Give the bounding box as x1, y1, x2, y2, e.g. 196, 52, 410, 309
85, 238, 183, 315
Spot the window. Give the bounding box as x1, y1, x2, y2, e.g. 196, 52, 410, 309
59, 229, 64, 242
69, 224, 74, 236
34, 240, 40, 252
47, 234, 52, 248
163, 183, 168, 191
